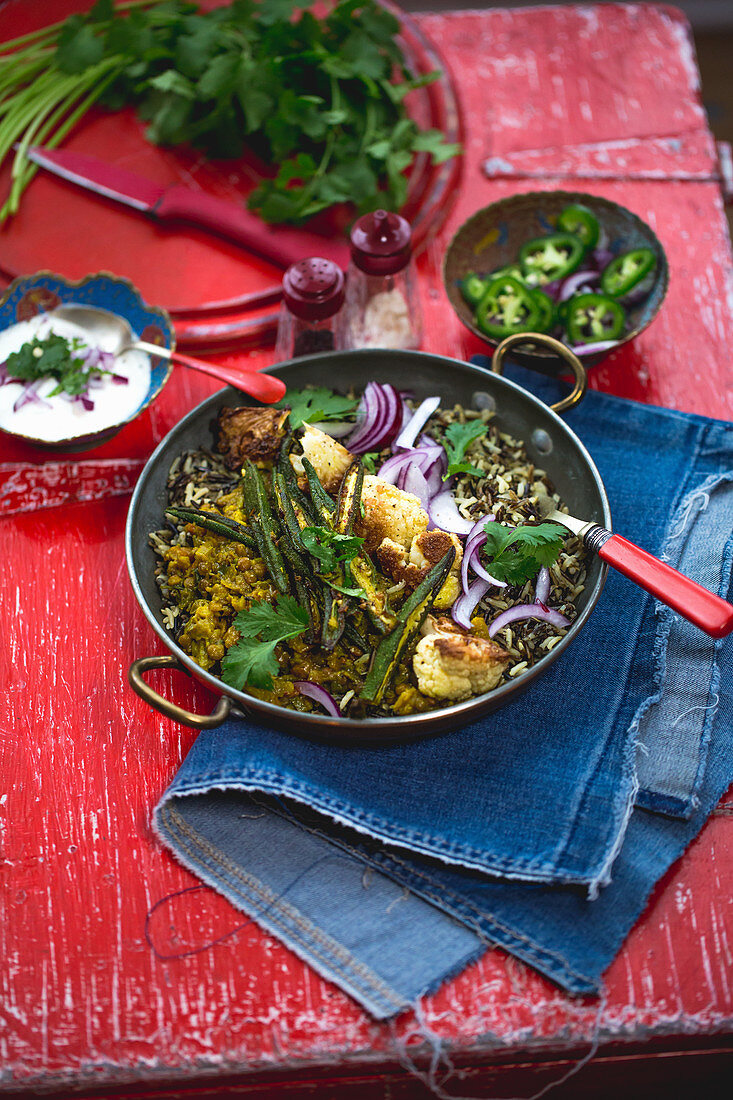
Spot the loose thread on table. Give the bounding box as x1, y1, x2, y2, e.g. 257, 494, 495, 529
387, 989, 607, 1100
144, 842, 608, 1099
144, 852, 360, 961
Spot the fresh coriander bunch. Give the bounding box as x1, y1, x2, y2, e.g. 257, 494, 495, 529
0, 0, 461, 226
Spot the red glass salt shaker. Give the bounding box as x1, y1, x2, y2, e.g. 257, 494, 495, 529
275, 257, 346, 361
343, 209, 422, 350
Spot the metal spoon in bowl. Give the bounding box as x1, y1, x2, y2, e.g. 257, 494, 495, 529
536, 490, 733, 638
50, 305, 286, 404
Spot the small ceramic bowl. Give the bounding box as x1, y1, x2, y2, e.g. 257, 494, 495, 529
443, 191, 668, 369
0, 271, 174, 452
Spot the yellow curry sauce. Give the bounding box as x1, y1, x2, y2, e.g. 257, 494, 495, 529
162, 483, 432, 714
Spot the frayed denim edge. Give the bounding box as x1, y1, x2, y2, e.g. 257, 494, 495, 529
564, 424, 707, 897
626, 471, 733, 823
163, 773, 601, 888
588, 770, 640, 900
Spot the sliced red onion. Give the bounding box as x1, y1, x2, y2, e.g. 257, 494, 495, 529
461, 515, 493, 593
592, 247, 614, 270
541, 278, 562, 301
452, 577, 492, 630
397, 464, 413, 492
393, 396, 440, 451
379, 445, 445, 488
79, 394, 95, 411
488, 602, 570, 638
378, 451, 415, 485
309, 419, 354, 438
346, 382, 403, 454
535, 566, 550, 605
396, 398, 412, 437
346, 381, 384, 452
461, 532, 482, 594
0, 362, 8, 385
13, 379, 50, 412
417, 438, 444, 459
470, 548, 507, 587
465, 514, 494, 543
294, 681, 341, 718
530, 567, 548, 602
462, 529, 507, 593
110, 372, 129, 385
569, 340, 618, 356
558, 270, 600, 301
424, 458, 445, 497
428, 491, 475, 536
402, 465, 431, 509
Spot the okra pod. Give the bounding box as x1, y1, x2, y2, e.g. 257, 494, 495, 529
348, 553, 396, 634
302, 456, 336, 522
278, 440, 317, 526
273, 470, 314, 579
165, 506, 257, 549
272, 473, 323, 640
242, 462, 290, 595
336, 461, 364, 536
342, 619, 369, 653
360, 549, 456, 704
320, 584, 348, 650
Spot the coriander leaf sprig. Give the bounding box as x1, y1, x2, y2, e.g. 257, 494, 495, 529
221, 595, 309, 691
0, 0, 462, 227
441, 419, 488, 480
2, 331, 118, 397
275, 385, 359, 430
481, 521, 566, 587
300, 526, 365, 574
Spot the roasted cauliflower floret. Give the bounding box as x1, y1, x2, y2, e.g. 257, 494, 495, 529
410, 529, 463, 572
289, 426, 461, 610
357, 476, 429, 553
413, 616, 511, 701
216, 406, 288, 469
376, 529, 463, 609
290, 423, 354, 493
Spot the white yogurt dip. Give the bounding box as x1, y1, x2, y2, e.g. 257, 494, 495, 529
0, 313, 152, 442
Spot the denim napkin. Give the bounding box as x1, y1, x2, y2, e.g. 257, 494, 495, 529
154, 362, 733, 1019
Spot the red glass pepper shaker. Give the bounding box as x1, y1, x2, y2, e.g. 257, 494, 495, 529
275, 257, 346, 361
343, 210, 422, 350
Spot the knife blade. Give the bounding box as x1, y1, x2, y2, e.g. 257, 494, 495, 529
24, 146, 350, 272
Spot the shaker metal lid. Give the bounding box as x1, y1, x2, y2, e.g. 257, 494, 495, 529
282, 257, 346, 320
350, 210, 412, 275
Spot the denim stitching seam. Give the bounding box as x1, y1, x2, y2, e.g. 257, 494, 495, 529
252, 793, 596, 991
159, 802, 406, 1011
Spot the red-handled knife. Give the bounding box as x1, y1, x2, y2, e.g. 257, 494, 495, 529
24, 146, 350, 272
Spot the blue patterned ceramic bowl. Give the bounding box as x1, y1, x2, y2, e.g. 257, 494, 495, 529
0, 271, 174, 452
443, 191, 669, 369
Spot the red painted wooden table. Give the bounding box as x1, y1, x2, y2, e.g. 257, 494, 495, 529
2, 4, 733, 1097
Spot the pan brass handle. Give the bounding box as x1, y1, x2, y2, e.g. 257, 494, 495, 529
128, 655, 232, 729
491, 333, 588, 413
